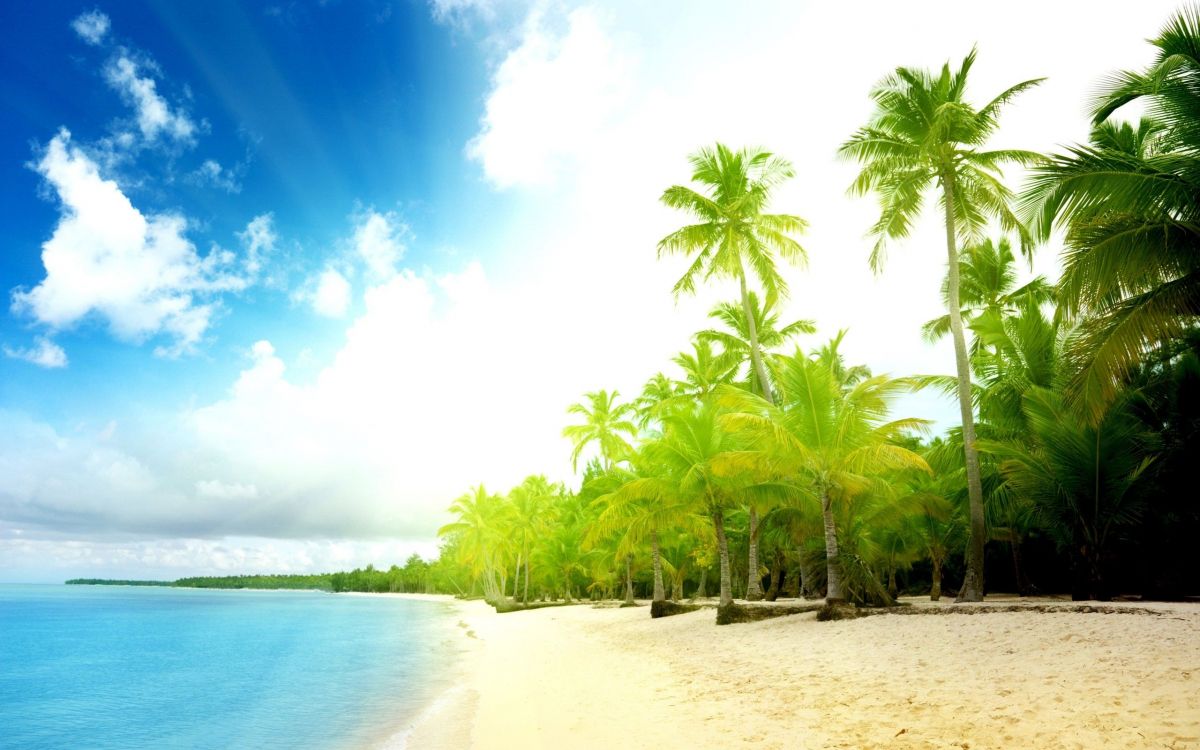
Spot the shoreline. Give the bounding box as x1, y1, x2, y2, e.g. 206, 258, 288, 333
403, 596, 1200, 749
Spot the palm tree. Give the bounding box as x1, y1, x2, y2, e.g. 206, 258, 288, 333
720, 347, 930, 604
563, 390, 637, 470
645, 398, 755, 606
589, 446, 709, 603
921, 237, 1053, 358
672, 338, 738, 399
1022, 11, 1200, 417
658, 143, 807, 406
839, 49, 1043, 601
437, 485, 506, 602
659, 141, 810, 601
980, 388, 1155, 600
508, 475, 557, 603
698, 292, 815, 395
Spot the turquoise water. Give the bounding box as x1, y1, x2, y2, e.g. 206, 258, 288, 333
0, 584, 462, 749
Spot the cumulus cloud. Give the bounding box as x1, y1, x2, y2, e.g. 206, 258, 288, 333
467, 6, 632, 188
3, 337, 68, 369
352, 209, 406, 278
104, 54, 197, 144
310, 268, 352, 317
71, 10, 111, 46
11, 130, 253, 356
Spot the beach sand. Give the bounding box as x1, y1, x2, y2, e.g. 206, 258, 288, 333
405, 597, 1200, 749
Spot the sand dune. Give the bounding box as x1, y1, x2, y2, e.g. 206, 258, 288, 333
406, 597, 1200, 749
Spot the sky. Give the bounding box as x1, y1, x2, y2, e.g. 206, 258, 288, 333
0, 0, 1180, 582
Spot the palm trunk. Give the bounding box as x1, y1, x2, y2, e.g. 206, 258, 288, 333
942, 171, 987, 603
746, 507, 764, 600
523, 546, 531, 604
623, 554, 635, 605
651, 528, 665, 602
821, 491, 845, 604
695, 567, 708, 599
513, 551, 521, 600
931, 554, 943, 601
738, 270, 773, 603
712, 509, 733, 606
765, 549, 783, 601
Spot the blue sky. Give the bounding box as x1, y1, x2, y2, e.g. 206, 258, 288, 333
0, 1, 506, 418
0, 0, 1181, 581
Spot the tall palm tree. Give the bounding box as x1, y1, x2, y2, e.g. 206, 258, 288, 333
563, 390, 637, 470
1022, 9, 1200, 418
720, 347, 930, 604
658, 146, 808, 601
658, 143, 807, 406
839, 49, 1043, 601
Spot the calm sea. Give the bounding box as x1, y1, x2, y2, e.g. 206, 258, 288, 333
0, 584, 464, 749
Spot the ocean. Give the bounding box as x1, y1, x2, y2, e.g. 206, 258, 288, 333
0, 584, 463, 749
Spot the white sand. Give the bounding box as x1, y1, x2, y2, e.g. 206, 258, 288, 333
405, 597, 1200, 749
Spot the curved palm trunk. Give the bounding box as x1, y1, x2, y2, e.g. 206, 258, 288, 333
695, 567, 708, 599
738, 271, 771, 602
651, 528, 665, 602
942, 172, 987, 603
712, 509, 733, 607
821, 492, 845, 604
623, 554, 635, 605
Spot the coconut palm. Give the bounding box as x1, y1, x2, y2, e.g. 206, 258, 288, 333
1023, 83, 1200, 418
720, 347, 930, 604
921, 237, 1053, 359
672, 339, 738, 399
563, 390, 637, 470
508, 475, 558, 603
641, 398, 755, 606
658, 143, 807, 405
980, 388, 1155, 600
839, 49, 1043, 601
437, 485, 506, 602
589, 446, 710, 603
698, 292, 815, 395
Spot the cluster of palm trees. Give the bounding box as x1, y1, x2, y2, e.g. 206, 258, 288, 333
433, 7, 1200, 608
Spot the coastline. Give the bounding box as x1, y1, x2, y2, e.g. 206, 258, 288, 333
403, 596, 1200, 749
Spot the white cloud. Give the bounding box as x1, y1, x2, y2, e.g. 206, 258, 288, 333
467, 6, 631, 188
430, 0, 496, 24
104, 54, 196, 144
238, 213, 276, 276
311, 268, 352, 317
187, 159, 242, 193
71, 10, 110, 46
352, 209, 406, 278
3, 337, 68, 369
11, 130, 250, 356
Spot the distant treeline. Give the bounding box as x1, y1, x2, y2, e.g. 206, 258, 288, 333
65, 554, 441, 595
65, 578, 172, 586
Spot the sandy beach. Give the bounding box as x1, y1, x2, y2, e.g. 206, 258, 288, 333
404, 597, 1200, 750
